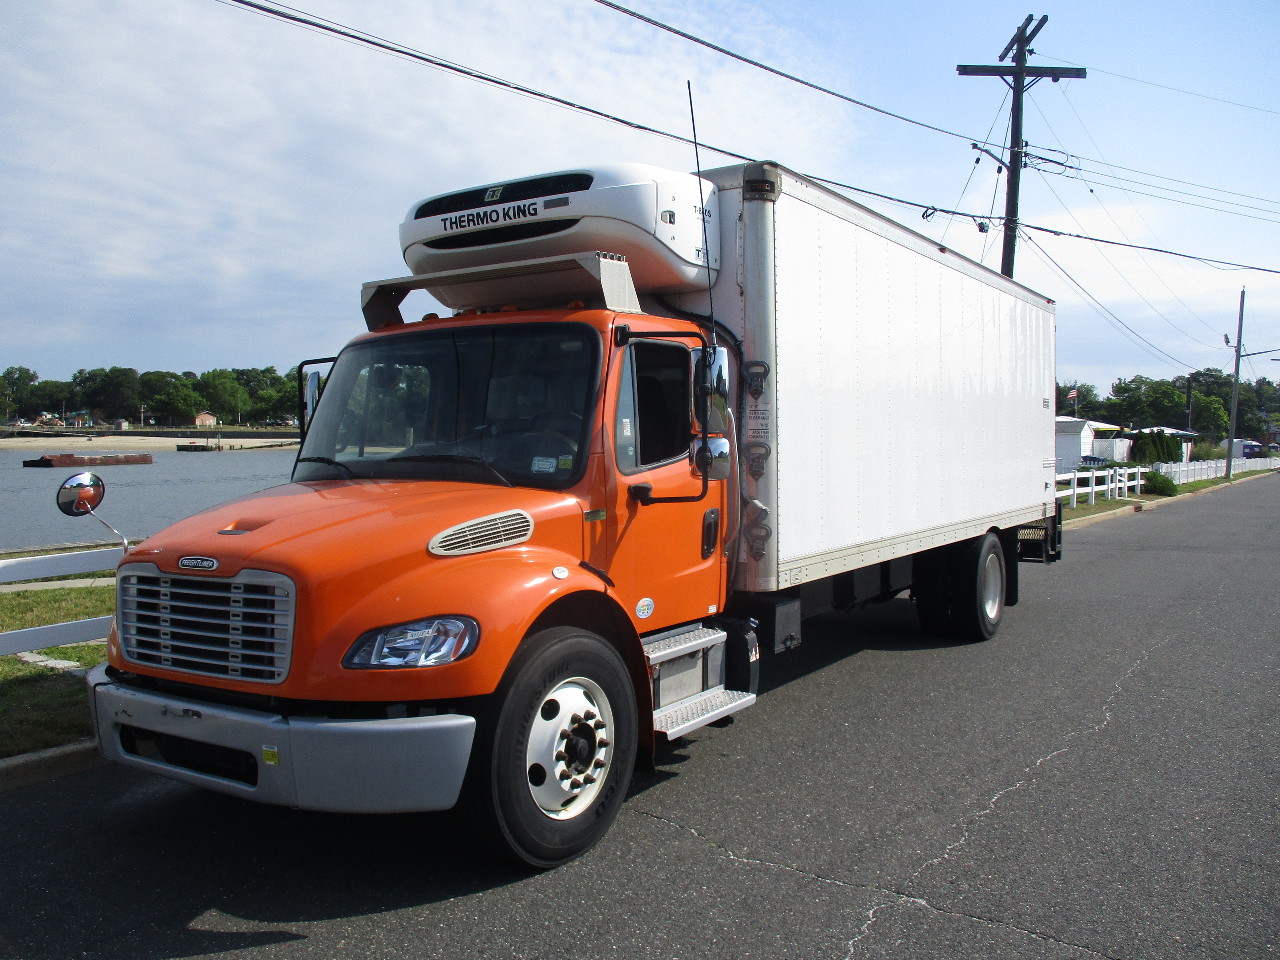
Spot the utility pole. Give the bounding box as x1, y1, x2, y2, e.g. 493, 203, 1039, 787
1226, 288, 1245, 480
958, 16, 1085, 279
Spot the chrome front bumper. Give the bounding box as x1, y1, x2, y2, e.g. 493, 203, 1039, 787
87, 663, 476, 813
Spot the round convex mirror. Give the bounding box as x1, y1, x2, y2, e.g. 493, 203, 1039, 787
57, 472, 106, 517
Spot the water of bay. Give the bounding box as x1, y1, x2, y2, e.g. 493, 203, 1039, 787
1, 447, 300, 552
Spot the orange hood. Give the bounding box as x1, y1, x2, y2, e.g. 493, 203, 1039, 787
125, 479, 587, 583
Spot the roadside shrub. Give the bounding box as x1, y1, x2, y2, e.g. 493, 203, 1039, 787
1142, 471, 1178, 497
1190, 442, 1225, 461
1131, 430, 1183, 465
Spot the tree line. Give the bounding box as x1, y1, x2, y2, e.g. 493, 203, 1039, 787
1057, 369, 1280, 443
4, 363, 1278, 440
1, 365, 298, 427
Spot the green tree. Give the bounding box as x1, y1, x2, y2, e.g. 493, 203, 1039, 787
1190, 393, 1229, 441
196, 369, 252, 423
27, 379, 74, 420
1056, 381, 1103, 419
150, 381, 206, 425
2, 366, 39, 419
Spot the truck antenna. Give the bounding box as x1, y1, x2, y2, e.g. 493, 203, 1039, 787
686, 81, 716, 346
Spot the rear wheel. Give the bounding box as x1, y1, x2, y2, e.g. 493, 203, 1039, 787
949, 532, 1006, 642
912, 548, 951, 636
480, 627, 637, 867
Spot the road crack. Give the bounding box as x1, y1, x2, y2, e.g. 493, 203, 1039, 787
639, 634, 1175, 959
848, 633, 1177, 956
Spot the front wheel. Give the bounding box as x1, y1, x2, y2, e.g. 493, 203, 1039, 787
480, 627, 637, 867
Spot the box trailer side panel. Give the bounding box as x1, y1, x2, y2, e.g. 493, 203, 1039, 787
725, 166, 1056, 591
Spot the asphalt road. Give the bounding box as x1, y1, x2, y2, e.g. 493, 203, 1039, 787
2, 476, 1277, 960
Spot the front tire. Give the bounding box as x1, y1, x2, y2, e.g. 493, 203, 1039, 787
481, 627, 637, 867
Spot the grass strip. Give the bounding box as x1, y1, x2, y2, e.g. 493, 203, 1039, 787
0, 586, 115, 760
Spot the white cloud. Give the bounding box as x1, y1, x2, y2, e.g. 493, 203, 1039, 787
1, 0, 1277, 396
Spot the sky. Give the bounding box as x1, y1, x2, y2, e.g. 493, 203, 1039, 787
3, 0, 1278, 397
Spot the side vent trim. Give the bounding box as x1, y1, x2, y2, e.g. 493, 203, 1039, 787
428, 510, 534, 557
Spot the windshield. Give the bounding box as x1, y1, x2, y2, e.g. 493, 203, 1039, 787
294, 323, 599, 487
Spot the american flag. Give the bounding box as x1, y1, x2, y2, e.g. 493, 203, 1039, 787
1067, 388, 1078, 400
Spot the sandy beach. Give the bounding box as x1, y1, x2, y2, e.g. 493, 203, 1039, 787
0, 434, 298, 452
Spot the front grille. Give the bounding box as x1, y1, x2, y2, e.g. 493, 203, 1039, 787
117, 564, 295, 684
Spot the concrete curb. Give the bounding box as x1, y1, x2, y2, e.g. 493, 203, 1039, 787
0, 740, 104, 794
1062, 468, 1277, 530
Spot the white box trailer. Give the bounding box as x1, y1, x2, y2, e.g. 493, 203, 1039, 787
666, 162, 1059, 598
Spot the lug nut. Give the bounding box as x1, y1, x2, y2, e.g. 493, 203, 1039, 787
584, 710, 596, 721
558, 770, 571, 781
592, 758, 606, 768
597, 738, 609, 748
583, 774, 597, 785
555, 750, 568, 761
593, 719, 606, 729
571, 714, 583, 724
570, 778, 583, 789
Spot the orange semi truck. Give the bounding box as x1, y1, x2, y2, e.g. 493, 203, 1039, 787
85, 161, 1061, 866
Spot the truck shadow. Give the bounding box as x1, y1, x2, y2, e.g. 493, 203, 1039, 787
5, 768, 541, 959
6, 602, 975, 960
756, 600, 976, 694
635, 599, 971, 784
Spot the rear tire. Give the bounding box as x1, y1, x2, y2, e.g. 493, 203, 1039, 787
478, 627, 637, 868
949, 532, 1006, 642
912, 548, 951, 636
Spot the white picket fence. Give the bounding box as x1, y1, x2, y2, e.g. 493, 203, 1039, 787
1057, 457, 1279, 508
1056, 466, 1146, 507
0, 547, 120, 657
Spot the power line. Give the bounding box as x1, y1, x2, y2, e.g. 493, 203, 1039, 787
589, 0, 1001, 148
1020, 232, 1191, 370
1036, 54, 1280, 116
588, 2, 1280, 220
1032, 169, 1222, 350
1016, 223, 1280, 276
209, 0, 756, 163
208, 0, 1280, 278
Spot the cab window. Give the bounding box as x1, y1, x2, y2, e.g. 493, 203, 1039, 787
615, 341, 690, 473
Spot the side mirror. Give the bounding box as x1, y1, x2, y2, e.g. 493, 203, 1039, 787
56, 472, 127, 549
305, 370, 322, 429
692, 346, 731, 435
297, 357, 336, 437
57, 472, 105, 517
693, 437, 732, 481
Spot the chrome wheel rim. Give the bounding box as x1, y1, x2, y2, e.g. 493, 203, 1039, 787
981, 551, 1003, 621
524, 676, 614, 820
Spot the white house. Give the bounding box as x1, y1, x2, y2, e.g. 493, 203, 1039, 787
1055, 416, 1123, 470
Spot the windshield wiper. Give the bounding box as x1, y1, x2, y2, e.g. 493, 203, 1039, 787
386, 454, 513, 486
296, 456, 356, 477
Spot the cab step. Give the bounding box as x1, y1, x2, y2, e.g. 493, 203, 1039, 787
643, 624, 756, 738
653, 688, 756, 738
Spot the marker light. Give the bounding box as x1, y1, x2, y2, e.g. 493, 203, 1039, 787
344, 616, 479, 669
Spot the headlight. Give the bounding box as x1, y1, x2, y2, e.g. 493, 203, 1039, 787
344, 616, 479, 669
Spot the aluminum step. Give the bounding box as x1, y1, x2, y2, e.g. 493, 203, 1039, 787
642, 625, 727, 666
653, 688, 756, 738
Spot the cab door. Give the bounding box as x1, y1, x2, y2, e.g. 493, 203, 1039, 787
602, 338, 727, 631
